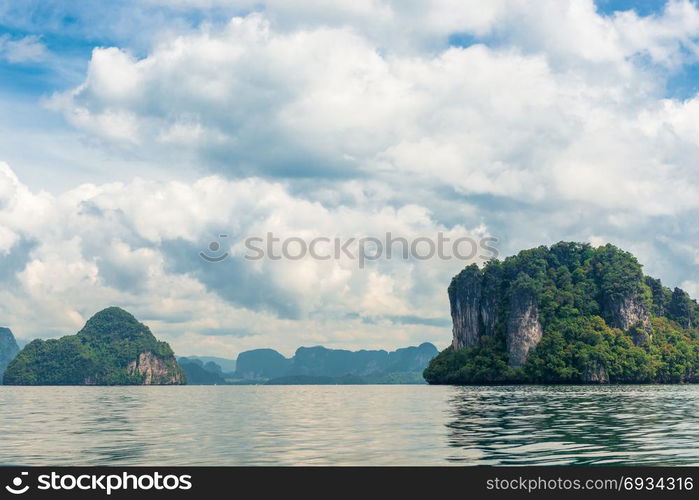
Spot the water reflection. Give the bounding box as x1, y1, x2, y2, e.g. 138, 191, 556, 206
444, 386, 699, 465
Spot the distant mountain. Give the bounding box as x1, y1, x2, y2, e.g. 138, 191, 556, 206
265, 371, 429, 385
177, 355, 236, 373
265, 374, 368, 385
289, 343, 438, 377
233, 343, 438, 383
178, 357, 226, 384
387, 343, 440, 372
0, 327, 19, 382
3, 307, 186, 385
235, 348, 291, 380
291, 346, 386, 377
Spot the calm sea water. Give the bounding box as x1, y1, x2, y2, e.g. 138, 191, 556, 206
0, 385, 697, 466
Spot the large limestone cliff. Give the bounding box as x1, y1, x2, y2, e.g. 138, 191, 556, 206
449, 267, 482, 349
506, 291, 543, 368
605, 294, 652, 345
448, 277, 652, 365
127, 351, 184, 385
448, 265, 542, 367
449, 266, 501, 350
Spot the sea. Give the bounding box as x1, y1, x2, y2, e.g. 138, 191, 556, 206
0, 385, 697, 465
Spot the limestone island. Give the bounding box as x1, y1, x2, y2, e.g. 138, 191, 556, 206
3, 307, 185, 385
425, 242, 699, 384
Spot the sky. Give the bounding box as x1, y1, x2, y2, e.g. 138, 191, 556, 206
2, 0, 699, 358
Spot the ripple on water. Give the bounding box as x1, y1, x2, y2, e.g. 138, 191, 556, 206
0, 385, 697, 465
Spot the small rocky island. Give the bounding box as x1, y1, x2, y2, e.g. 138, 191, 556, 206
425, 242, 699, 384
3, 307, 185, 385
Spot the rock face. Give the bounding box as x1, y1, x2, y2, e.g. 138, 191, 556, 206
506, 291, 543, 368
449, 266, 483, 349
582, 361, 609, 383
127, 351, 184, 385
605, 295, 651, 345
0, 327, 19, 382
3, 307, 185, 385
449, 267, 501, 350
606, 295, 650, 330
449, 265, 543, 367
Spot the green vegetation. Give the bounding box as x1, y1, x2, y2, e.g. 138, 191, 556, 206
3, 307, 185, 385
425, 242, 699, 384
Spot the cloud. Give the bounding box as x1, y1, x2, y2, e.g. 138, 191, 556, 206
0, 161, 484, 355
141, 0, 699, 65
48, 7, 699, 215
0, 34, 47, 63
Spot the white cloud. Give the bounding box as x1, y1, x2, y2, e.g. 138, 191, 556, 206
0, 162, 482, 354
145, 0, 699, 65
49, 8, 699, 217
612, 0, 699, 68
0, 34, 47, 63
